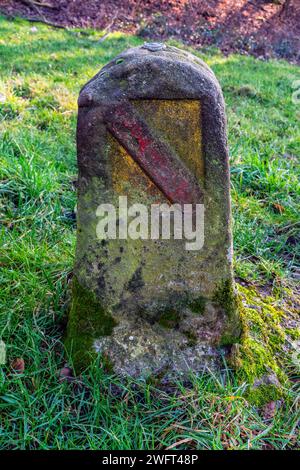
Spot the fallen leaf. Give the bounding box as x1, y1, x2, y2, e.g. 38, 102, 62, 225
166, 437, 194, 450
11, 358, 25, 373
59, 366, 74, 383
262, 401, 277, 420
273, 203, 284, 214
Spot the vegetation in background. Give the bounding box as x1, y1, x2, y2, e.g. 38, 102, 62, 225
0, 16, 299, 449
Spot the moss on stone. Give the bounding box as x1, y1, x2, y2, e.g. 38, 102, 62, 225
158, 309, 180, 329
65, 276, 117, 372
213, 279, 242, 345
183, 330, 198, 346
220, 332, 240, 346
213, 279, 238, 318
230, 284, 289, 406
188, 296, 206, 314
246, 384, 283, 407
285, 327, 300, 340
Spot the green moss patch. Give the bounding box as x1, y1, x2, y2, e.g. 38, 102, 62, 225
65, 276, 117, 372
213, 279, 238, 318
158, 309, 181, 329
231, 284, 291, 406
188, 296, 206, 314
213, 280, 242, 345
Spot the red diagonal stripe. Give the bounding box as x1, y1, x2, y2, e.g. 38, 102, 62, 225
105, 101, 203, 205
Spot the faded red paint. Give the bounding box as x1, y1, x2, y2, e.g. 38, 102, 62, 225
105, 102, 203, 205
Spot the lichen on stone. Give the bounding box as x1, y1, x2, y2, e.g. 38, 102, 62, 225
70, 44, 241, 376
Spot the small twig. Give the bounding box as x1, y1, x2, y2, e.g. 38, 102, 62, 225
279, 0, 291, 17
97, 13, 118, 42
18, 0, 47, 22
34, 1, 56, 7
248, 0, 269, 13
26, 17, 68, 29
98, 32, 110, 43
0, 11, 68, 30
19, 0, 56, 8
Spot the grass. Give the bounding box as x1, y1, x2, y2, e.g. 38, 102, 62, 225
0, 16, 299, 450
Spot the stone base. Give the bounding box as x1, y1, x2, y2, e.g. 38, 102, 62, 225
65, 275, 240, 376
93, 315, 225, 379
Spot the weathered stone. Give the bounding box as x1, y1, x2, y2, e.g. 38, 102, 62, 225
65, 43, 241, 377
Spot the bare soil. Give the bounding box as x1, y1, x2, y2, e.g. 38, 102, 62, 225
1, 1, 299, 62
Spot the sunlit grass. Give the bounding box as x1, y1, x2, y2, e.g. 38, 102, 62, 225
0, 16, 299, 450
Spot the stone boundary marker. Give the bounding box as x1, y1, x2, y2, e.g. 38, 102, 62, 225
66, 43, 241, 377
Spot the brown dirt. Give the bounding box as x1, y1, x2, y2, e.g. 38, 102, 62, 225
1, 1, 299, 62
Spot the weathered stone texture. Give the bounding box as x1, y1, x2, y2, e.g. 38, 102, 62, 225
66, 44, 241, 376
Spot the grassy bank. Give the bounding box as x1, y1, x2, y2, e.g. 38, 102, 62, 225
0, 16, 299, 449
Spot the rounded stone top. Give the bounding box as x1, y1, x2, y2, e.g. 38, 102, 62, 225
78, 44, 223, 111
142, 42, 166, 52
